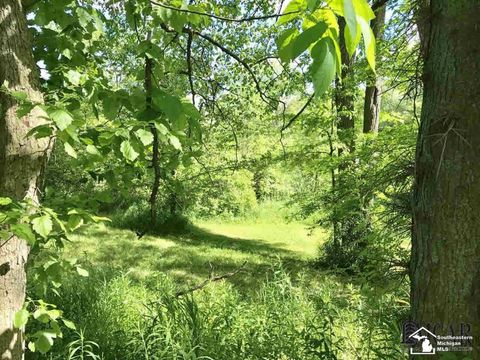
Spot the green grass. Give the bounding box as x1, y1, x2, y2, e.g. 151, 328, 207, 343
66, 220, 326, 291
26, 217, 408, 360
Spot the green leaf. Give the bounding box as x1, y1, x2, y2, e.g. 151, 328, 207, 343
16, 102, 34, 118
327, 0, 363, 56
153, 91, 183, 124
168, 135, 182, 150
310, 38, 337, 96
67, 215, 83, 231
103, 96, 121, 120
31, 215, 53, 239
344, 21, 361, 57
170, 12, 186, 33
0, 197, 12, 206
276, 28, 299, 63
64, 142, 77, 159
76, 267, 89, 277
65, 70, 82, 86
353, 0, 375, 20
86, 145, 101, 157
358, 16, 375, 71
76, 7, 92, 28
14, 309, 29, 328
34, 330, 56, 354
135, 129, 154, 146
154, 122, 169, 135
291, 21, 328, 60
90, 215, 111, 223
62, 319, 76, 330
49, 109, 73, 131
182, 102, 201, 119
343, 0, 358, 56
307, 0, 321, 10
26, 124, 53, 139
120, 140, 139, 162
34, 6, 48, 26
277, 0, 306, 25
11, 223, 36, 246
10, 91, 28, 101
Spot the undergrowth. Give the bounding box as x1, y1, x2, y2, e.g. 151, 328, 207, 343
27, 264, 408, 360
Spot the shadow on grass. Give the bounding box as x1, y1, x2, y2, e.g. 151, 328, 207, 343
74, 223, 310, 291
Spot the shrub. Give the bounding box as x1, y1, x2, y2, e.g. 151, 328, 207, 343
109, 200, 191, 235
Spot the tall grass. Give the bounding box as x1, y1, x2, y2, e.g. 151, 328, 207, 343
28, 264, 407, 360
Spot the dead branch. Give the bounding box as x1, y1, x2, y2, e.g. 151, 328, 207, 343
175, 261, 248, 297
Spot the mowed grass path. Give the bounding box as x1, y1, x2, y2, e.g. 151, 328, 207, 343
67, 220, 326, 291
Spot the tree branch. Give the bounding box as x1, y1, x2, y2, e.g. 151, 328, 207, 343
372, 0, 389, 11
150, 1, 298, 23
186, 32, 196, 105
159, 23, 278, 109
281, 94, 315, 131
175, 261, 247, 297
145, 31, 162, 230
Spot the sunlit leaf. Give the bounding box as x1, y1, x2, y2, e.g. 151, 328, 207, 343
14, 309, 29, 328
11, 223, 36, 246
31, 215, 53, 239
291, 21, 328, 60
120, 140, 139, 162
276, 28, 299, 63
359, 16, 375, 71
135, 129, 154, 146
76, 267, 89, 277
277, 0, 307, 25
64, 142, 77, 159
310, 38, 337, 96
49, 109, 73, 131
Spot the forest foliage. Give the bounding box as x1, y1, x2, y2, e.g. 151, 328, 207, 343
0, 0, 427, 358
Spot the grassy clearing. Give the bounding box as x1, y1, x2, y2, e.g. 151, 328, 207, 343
66, 220, 326, 291
27, 218, 408, 360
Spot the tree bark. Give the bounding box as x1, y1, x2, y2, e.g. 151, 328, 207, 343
411, 0, 480, 353
363, 4, 386, 134
0, 1, 49, 359
335, 18, 356, 153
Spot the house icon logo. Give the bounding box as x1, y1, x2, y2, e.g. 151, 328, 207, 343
407, 327, 437, 355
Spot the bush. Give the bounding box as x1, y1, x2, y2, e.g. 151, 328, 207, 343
109, 199, 191, 235
191, 169, 258, 218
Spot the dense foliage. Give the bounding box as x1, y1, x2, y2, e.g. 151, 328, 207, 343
1, 0, 427, 358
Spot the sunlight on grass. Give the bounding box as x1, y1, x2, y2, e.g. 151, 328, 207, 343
66, 220, 327, 290
196, 221, 326, 258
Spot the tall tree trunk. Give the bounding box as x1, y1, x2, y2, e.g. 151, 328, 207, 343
363, 4, 386, 134
335, 18, 356, 153
411, 0, 480, 351
0, 1, 49, 358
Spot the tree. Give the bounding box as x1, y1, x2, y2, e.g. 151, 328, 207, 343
335, 18, 356, 152
363, 3, 386, 133
411, 0, 480, 347
0, 0, 50, 358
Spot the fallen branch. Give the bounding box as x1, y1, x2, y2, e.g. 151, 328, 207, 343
175, 261, 248, 297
